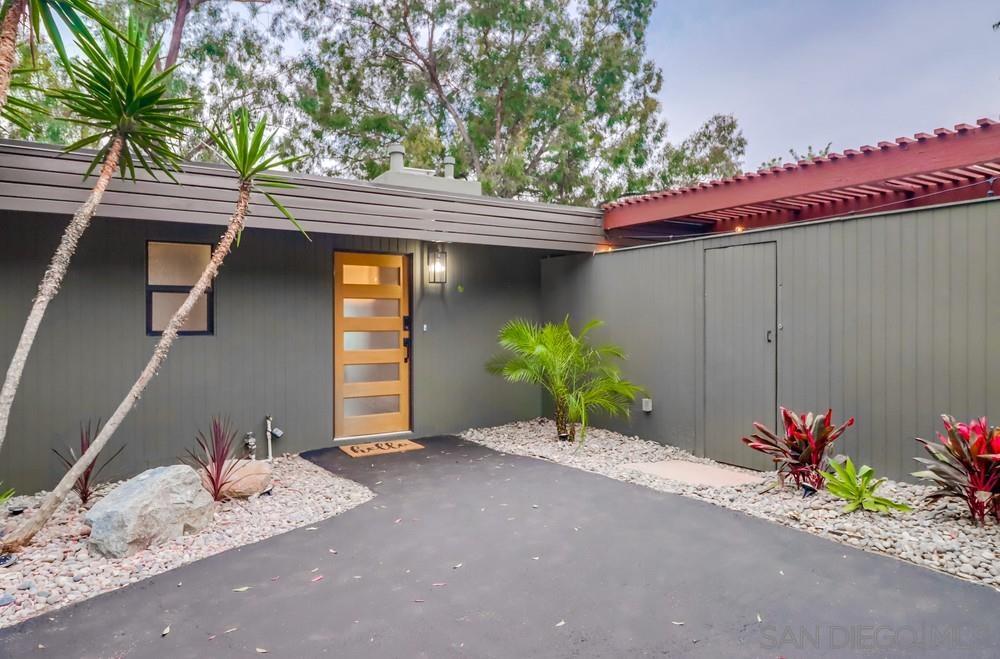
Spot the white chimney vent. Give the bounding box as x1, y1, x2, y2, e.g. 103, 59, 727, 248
374, 144, 481, 195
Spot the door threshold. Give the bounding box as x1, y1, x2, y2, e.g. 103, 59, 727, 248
331, 430, 414, 447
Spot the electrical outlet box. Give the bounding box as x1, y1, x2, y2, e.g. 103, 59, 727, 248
641, 398, 653, 413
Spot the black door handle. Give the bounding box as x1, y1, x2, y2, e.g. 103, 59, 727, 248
766, 329, 773, 343
403, 337, 411, 363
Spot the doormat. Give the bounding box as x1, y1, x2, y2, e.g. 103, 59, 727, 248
339, 439, 424, 458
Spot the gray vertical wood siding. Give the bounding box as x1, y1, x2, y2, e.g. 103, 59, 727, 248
0, 211, 542, 492
542, 198, 1000, 481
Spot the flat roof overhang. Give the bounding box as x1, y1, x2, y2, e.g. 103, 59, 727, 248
0, 140, 606, 253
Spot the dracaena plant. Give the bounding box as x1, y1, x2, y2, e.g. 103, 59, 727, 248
742, 407, 855, 491
184, 417, 242, 502
912, 415, 1000, 524
822, 456, 911, 514
51, 419, 125, 506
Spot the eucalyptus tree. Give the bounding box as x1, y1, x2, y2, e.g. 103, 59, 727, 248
2, 108, 306, 550
0, 0, 121, 109
0, 21, 197, 462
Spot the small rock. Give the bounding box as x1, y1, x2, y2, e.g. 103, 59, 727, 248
0, 594, 13, 607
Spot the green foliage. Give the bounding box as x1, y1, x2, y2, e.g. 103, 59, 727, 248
487, 317, 643, 440
655, 114, 746, 189
0, 481, 13, 505
287, 0, 743, 205
822, 456, 911, 514
759, 142, 833, 170
46, 19, 198, 180
206, 107, 309, 241
0, 0, 123, 72
1, 66, 46, 133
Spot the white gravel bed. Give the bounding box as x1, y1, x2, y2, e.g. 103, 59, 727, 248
0, 456, 373, 629
463, 418, 1000, 590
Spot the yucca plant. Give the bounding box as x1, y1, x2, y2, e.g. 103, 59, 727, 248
1, 109, 305, 552
742, 407, 855, 491
913, 415, 1000, 524
0, 0, 124, 110
184, 417, 242, 501
487, 317, 643, 441
821, 456, 911, 514
51, 419, 124, 506
0, 20, 196, 466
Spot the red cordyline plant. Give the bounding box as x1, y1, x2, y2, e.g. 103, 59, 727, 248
742, 407, 855, 490
184, 417, 242, 502
51, 419, 124, 506
913, 415, 1000, 524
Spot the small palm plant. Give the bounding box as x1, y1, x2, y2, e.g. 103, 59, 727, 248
0, 20, 196, 461
487, 317, 643, 441
1, 109, 306, 551
0, 0, 123, 109
821, 456, 911, 514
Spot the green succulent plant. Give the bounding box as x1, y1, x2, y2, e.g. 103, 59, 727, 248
0, 481, 14, 506
822, 456, 911, 514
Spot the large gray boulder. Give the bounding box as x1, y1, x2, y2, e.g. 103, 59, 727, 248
85, 465, 215, 558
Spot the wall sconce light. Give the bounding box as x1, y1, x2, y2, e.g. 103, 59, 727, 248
428, 244, 447, 283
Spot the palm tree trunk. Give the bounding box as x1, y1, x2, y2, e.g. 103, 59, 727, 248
0, 135, 123, 459
0, 0, 26, 110
1, 181, 253, 552
554, 399, 569, 439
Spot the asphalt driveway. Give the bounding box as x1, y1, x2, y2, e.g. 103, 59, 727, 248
1, 435, 997, 657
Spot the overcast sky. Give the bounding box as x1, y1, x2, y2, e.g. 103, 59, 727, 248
650, 0, 1000, 169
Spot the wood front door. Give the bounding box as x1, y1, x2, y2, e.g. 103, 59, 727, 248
334, 252, 411, 438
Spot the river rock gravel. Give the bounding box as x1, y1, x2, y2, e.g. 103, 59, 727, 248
463, 418, 1000, 591
0, 456, 373, 629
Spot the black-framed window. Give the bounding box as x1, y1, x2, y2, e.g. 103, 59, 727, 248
146, 241, 214, 336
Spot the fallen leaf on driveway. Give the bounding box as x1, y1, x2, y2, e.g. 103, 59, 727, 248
413, 599, 425, 603
232, 586, 252, 592
312, 575, 324, 583
555, 620, 565, 627
305, 527, 318, 531
207, 635, 216, 641
432, 583, 446, 587
671, 621, 684, 626
223, 627, 239, 634
394, 518, 402, 524
311, 568, 319, 573
256, 648, 268, 653
161, 626, 171, 637
532, 557, 540, 561
756, 613, 762, 623
452, 563, 463, 569
329, 549, 338, 554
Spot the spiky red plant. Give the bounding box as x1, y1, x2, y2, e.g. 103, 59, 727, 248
742, 407, 855, 490
52, 419, 125, 506
913, 415, 1000, 524
184, 417, 242, 501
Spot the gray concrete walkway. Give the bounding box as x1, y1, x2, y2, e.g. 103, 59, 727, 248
1, 435, 996, 657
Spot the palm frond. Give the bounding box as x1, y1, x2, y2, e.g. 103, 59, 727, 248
45, 18, 197, 181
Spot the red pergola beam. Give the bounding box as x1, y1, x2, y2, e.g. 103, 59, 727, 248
605, 123, 1000, 230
